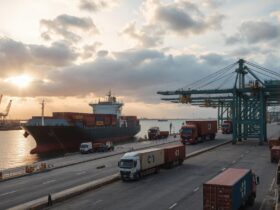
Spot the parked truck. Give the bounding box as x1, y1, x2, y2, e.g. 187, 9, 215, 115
80, 141, 114, 154
148, 127, 169, 140
221, 120, 232, 134
118, 145, 185, 181
203, 168, 259, 210
180, 120, 217, 144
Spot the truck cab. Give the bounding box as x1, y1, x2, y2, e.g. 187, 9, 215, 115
80, 142, 93, 154
180, 125, 197, 144
221, 120, 232, 134
118, 152, 140, 180
148, 127, 160, 140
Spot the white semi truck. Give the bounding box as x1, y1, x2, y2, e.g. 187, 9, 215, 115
118, 148, 165, 181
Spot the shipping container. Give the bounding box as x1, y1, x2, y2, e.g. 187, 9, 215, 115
160, 131, 169, 138
139, 148, 165, 171
203, 168, 258, 210
271, 146, 280, 163
163, 145, 185, 167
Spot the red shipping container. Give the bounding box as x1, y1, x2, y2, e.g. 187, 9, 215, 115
163, 145, 185, 167
269, 139, 280, 150
271, 146, 280, 163
203, 168, 256, 210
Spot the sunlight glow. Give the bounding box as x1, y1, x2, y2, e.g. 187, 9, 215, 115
5, 75, 33, 88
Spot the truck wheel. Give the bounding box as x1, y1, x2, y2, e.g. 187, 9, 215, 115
134, 172, 141, 181
247, 194, 255, 206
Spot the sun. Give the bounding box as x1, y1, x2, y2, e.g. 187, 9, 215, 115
5, 75, 33, 88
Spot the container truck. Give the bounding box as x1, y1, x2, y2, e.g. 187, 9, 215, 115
222, 120, 232, 134
203, 168, 259, 210
148, 127, 169, 140
271, 146, 280, 163
180, 120, 217, 144
80, 141, 114, 154
118, 145, 185, 181
118, 148, 164, 181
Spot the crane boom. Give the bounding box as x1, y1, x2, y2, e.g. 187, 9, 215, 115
4, 100, 12, 117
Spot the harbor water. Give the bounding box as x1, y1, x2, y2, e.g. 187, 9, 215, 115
0, 119, 186, 170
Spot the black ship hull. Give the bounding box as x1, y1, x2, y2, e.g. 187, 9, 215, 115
23, 125, 140, 154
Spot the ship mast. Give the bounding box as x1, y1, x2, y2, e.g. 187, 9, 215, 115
41, 100, 45, 126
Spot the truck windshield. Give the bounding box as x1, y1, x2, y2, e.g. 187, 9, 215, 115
181, 128, 192, 134
149, 129, 158, 133
80, 145, 88, 148
119, 160, 134, 169
222, 124, 229, 128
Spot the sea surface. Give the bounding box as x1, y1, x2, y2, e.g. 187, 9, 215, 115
0, 120, 186, 170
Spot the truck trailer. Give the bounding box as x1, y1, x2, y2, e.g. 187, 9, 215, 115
203, 168, 259, 210
118, 145, 185, 181
180, 120, 217, 144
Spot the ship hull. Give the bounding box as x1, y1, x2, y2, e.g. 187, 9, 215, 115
23, 125, 140, 154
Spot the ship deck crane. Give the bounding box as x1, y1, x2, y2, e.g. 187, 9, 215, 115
157, 59, 280, 145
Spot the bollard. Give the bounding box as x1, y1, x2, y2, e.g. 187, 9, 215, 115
0, 171, 2, 180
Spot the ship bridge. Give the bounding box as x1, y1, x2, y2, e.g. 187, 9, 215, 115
89, 92, 123, 118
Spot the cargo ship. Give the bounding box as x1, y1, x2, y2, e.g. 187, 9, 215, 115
22, 92, 141, 154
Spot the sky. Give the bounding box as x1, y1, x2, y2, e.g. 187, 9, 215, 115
0, 0, 280, 119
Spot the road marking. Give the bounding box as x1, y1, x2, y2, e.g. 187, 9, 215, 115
269, 177, 275, 192
76, 171, 86, 175
221, 167, 226, 171
193, 187, 199, 192
0, 190, 17, 197
169, 203, 177, 209
42, 180, 56, 185
93, 200, 103, 205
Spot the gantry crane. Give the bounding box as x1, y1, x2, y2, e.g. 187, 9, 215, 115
0, 99, 12, 122
158, 59, 280, 145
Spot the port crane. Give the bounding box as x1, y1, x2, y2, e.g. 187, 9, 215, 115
157, 59, 280, 145
0, 99, 12, 121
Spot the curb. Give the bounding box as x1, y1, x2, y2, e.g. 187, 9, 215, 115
185, 140, 231, 159
7, 174, 120, 210
1, 138, 179, 182
7, 140, 230, 210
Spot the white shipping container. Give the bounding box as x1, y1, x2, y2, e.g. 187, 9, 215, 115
138, 148, 165, 170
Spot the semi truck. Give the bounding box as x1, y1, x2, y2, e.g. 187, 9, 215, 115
148, 127, 169, 140
80, 141, 114, 154
203, 168, 259, 210
118, 145, 185, 181
222, 120, 232, 134
180, 120, 217, 144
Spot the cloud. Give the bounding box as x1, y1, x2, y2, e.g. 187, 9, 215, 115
121, 22, 163, 47
225, 20, 280, 45
143, 0, 225, 36
4, 48, 232, 103
81, 42, 102, 59
0, 38, 78, 77
79, 0, 119, 12
40, 14, 98, 43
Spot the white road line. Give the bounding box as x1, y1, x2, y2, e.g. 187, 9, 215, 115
0, 190, 17, 197
193, 187, 199, 192
221, 167, 226, 171
93, 200, 103, 205
76, 171, 86, 175
169, 203, 177, 209
269, 177, 275, 192
42, 180, 56, 185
